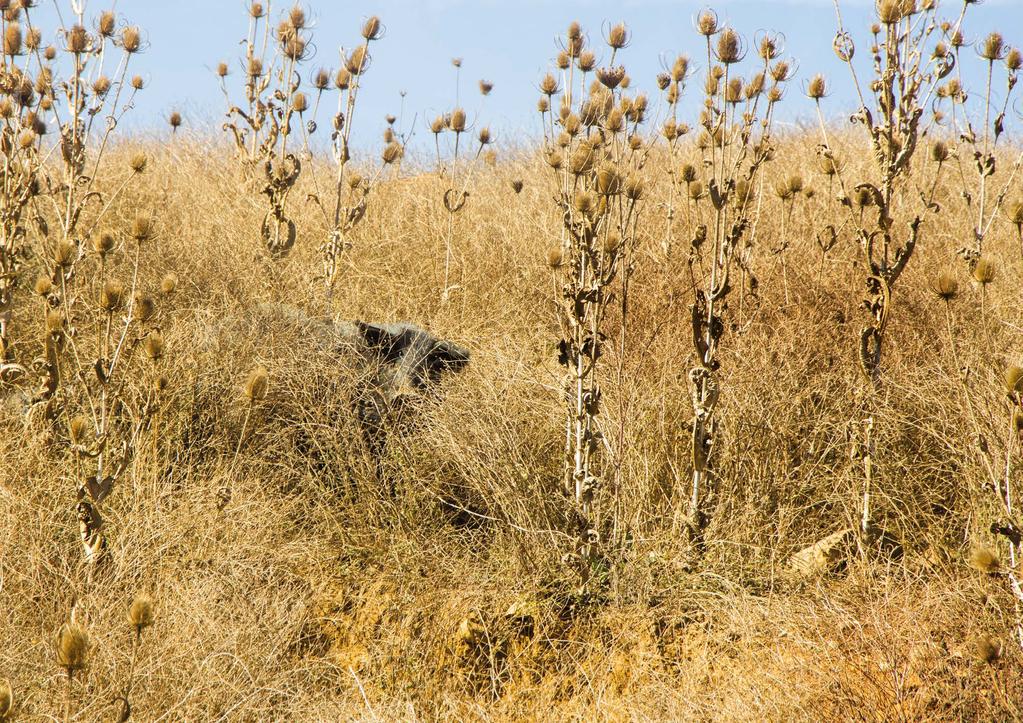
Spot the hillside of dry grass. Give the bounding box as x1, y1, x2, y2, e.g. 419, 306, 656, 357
0, 133, 1021, 720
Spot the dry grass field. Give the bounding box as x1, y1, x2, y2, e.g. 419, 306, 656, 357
2, 2, 1023, 721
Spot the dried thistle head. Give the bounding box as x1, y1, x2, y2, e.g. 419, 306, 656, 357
972, 257, 996, 285
136, 296, 156, 323
291, 92, 308, 113
930, 270, 958, 301
980, 32, 1006, 62
144, 331, 164, 361
245, 365, 269, 401
511, 180, 524, 194
131, 214, 155, 243
715, 29, 742, 64
56, 623, 90, 673
54, 240, 77, 269
4, 22, 22, 56
68, 415, 90, 445
930, 140, 948, 163
129, 593, 155, 635
606, 22, 630, 50
130, 151, 148, 173
478, 79, 493, 96
33, 275, 52, 297
969, 545, 1001, 573
346, 46, 368, 75
547, 247, 564, 269
696, 9, 719, 36
121, 26, 141, 54
449, 107, 466, 133
98, 10, 116, 38
100, 279, 125, 312
381, 141, 403, 165
362, 16, 383, 41
806, 74, 827, 100
91, 232, 115, 257
66, 24, 89, 54
0, 678, 11, 720
972, 634, 1002, 665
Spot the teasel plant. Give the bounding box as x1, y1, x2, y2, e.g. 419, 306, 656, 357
813, 0, 970, 541
31, 207, 171, 579
431, 58, 494, 303
931, 270, 1023, 650
929, 29, 1023, 272
221, 2, 315, 259
118, 592, 156, 721
0, 3, 145, 369
305, 15, 385, 295
539, 20, 649, 585
654, 52, 692, 255
681, 11, 790, 543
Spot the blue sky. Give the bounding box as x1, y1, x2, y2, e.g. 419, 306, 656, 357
26, 1, 1023, 150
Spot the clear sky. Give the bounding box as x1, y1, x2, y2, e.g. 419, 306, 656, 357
26, 0, 1023, 151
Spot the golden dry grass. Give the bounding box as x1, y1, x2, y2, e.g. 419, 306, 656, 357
2, 133, 1023, 720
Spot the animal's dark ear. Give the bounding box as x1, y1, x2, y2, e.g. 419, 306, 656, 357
356, 322, 404, 362
429, 340, 470, 375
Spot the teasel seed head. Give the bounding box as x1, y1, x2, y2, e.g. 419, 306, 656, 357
715, 29, 742, 64
34, 274, 52, 297
430, 115, 445, 135
972, 634, 1002, 665
245, 365, 269, 401
478, 79, 493, 96
45, 309, 64, 334
854, 186, 874, 209
334, 67, 350, 90
44, 45, 56, 61
54, 239, 77, 269
930, 270, 958, 301
16, 129, 34, 150
981, 32, 1006, 62
689, 180, 705, 200
877, 0, 906, 25
448, 107, 466, 133
129, 593, 155, 636
4, 22, 22, 56
606, 22, 630, 50
930, 140, 948, 163
381, 141, 403, 165
98, 10, 116, 38
291, 92, 308, 113
0, 98, 12, 119
160, 272, 178, 295
624, 175, 645, 201
1004, 366, 1023, 395
288, 5, 307, 30
99, 279, 125, 312
556, 51, 571, 70
1007, 48, 1022, 72
66, 24, 88, 54
136, 296, 156, 323
596, 65, 626, 90
0, 678, 11, 720
346, 45, 368, 75
69, 414, 89, 445
362, 15, 383, 41
129, 151, 148, 173
806, 73, 827, 100
131, 214, 155, 243
131, 75, 145, 90
696, 9, 718, 37
578, 50, 596, 73
92, 75, 111, 96
547, 247, 564, 269
154, 374, 169, 393
250, 2, 266, 19
121, 26, 141, 53
56, 623, 90, 673
972, 257, 996, 285
144, 331, 164, 361
511, 180, 523, 194
248, 57, 264, 79
1006, 202, 1023, 231
540, 73, 559, 96
92, 232, 115, 257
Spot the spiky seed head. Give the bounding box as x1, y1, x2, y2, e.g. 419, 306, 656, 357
91, 75, 111, 96
689, 180, 705, 200
973, 635, 1002, 664
69, 415, 89, 445
312, 67, 330, 90
100, 280, 125, 312
131, 214, 155, 243
981, 32, 1006, 61
578, 50, 596, 73
0, 98, 12, 119
121, 26, 141, 54
25, 27, 40, 50
158, 273, 177, 296
153, 375, 169, 393
602, 230, 622, 256
362, 16, 382, 40
930, 140, 948, 163
250, 2, 265, 18
451, 56, 463, 68
449, 108, 466, 133
972, 257, 996, 285
0, 678, 11, 720
680, 163, 697, 184
1004, 366, 1023, 394
540, 73, 559, 96
715, 29, 742, 64
54, 240, 77, 268
45, 309, 64, 334
130, 152, 148, 173
131, 75, 145, 90
248, 58, 264, 78
34, 275, 52, 296
624, 175, 645, 201
381, 141, 402, 165
129, 593, 155, 635
930, 270, 958, 301
430, 115, 445, 134
696, 9, 718, 36
545, 150, 563, 170
476, 126, 491, 146
291, 92, 308, 113
556, 51, 571, 70
596, 65, 626, 90
854, 187, 874, 209
969, 544, 1001, 572
596, 165, 621, 196
334, 68, 350, 90
136, 296, 156, 323
144, 331, 164, 361
775, 181, 793, 201
98, 10, 116, 37
606, 22, 629, 49
1007, 202, 1023, 229
511, 180, 523, 194
759, 34, 780, 61
44, 45, 56, 60
66, 24, 88, 54
547, 247, 565, 269
16, 130, 34, 150
282, 33, 307, 61
4, 22, 22, 56
288, 5, 306, 30
1007, 48, 1022, 71
877, 0, 906, 24
807, 74, 827, 100
56, 623, 90, 672
245, 366, 269, 401
91, 232, 115, 257
478, 79, 493, 96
